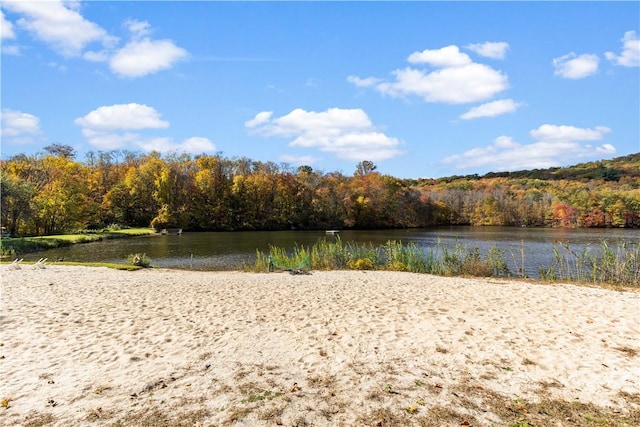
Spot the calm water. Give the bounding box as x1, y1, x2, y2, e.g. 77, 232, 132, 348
30, 227, 639, 278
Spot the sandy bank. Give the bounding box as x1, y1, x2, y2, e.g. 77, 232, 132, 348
1, 266, 639, 426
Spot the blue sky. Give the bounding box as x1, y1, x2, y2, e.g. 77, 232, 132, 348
1, 1, 639, 178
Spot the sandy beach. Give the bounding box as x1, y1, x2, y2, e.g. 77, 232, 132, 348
1, 265, 639, 426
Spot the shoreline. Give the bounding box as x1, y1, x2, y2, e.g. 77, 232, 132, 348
2, 266, 639, 426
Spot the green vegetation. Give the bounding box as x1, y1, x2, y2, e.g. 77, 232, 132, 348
2, 147, 639, 237
252, 237, 639, 287
252, 238, 514, 277
0, 260, 143, 271
0, 227, 155, 257
240, 389, 282, 404
539, 240, 639, 286
57, 261, 143, 271
126, 253, 152, 268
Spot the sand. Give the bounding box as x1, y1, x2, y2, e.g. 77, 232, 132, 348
1, 265, 639, 426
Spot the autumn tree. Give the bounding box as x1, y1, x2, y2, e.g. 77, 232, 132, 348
354, 160, 377, 176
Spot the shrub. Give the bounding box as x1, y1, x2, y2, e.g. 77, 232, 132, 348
348, 257, 375, 270
127, 253, 151, 268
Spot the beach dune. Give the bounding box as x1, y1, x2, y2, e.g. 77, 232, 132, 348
1, 266, 639, 426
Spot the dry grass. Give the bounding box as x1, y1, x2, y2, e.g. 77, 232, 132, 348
421, 405, 478, 427
12, 371, 640, 427
307, 373, 338, 389
435, 345, 449, 354
223, 405, 255, 424
85, 406, 116, 422
354, 376, 640, 427
614, 346, 639, 358
356, 407, 413, 426
22, 412, 56, 427
619, 390, 640, 405
257, 403, 285, 421
537, 378, 565, 390
109, 407, 210, 427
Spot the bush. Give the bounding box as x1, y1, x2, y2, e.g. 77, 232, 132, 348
348, 257, 375, 270
127, 253, 151, 268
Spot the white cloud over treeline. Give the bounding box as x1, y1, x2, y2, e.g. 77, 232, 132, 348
246, 108, 403, 162
1, 108, 43, 145
443, 124, 615, 172
75, 103, 215, 153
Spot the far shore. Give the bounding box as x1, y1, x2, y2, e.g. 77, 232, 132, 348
0, 228, 157, 258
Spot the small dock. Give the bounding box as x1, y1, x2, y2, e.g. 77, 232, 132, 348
161, 228, 183, 235
325, 230, 340, 235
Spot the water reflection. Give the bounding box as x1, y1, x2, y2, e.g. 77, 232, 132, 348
31, 226, 639, 277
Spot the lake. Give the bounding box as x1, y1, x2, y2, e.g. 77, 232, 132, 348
30, 226, 640, 278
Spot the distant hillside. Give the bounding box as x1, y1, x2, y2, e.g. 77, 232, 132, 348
420, 153, 640, 185
482, 153, 640, 182
413, 153, 640, 228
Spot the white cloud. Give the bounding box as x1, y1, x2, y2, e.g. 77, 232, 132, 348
346, 75, 383, 88
75, 103, 214, 153
1, 9, 15, 39
1, 108, 41, 136
2, 0, 116, 57
279, 154, 319, 166
80, 128, 140, 151
244, 111, 273, 128
466, 42, 509, 59
180, 137, 216, 153
138, 136, 216, 153
82, 49, 109, 62
408, 45, 471, 67
109, 38, 188, 78
443, 124, 614, 172
605, 30, 640, 67
0, 108, 43, 145
75, 103, 170, 130
124, 19, 152, 39
376, 63, 508, 104
552, 53, 599, 79
349, 43, 508, 104
2, 2, 188, 77
529, 124, 610, 141
459, 99, 522, 120
247, 108, 404, 162
2, 45, 21, 56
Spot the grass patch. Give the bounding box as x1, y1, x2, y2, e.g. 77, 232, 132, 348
0, 228, 156, 257
0, 260, 144, 271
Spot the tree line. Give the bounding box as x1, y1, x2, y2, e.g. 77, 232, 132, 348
1, 145, 638, 236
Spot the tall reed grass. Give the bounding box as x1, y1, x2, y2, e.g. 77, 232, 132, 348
539, 240, 639, 286
251, 237, 510, 278
251, 237, 638, 287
